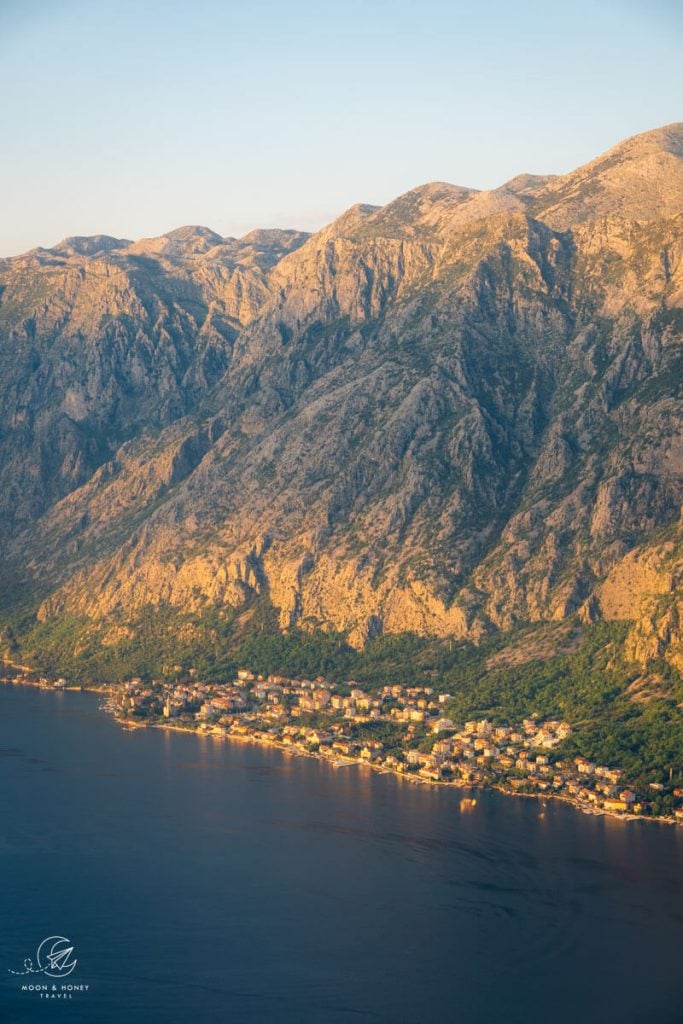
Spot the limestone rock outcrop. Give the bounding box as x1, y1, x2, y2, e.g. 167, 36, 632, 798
1, 124, 681, 666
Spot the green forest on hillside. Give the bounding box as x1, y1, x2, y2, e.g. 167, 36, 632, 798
4, 602, 683, 794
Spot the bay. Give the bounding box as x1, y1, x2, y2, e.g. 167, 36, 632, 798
1, 682, 682, 1024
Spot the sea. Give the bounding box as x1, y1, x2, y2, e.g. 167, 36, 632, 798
1, 681, 682, 1024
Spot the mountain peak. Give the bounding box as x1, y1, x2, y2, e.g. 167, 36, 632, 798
162, 225, 224, 243
126, 225, 225, 258
601, 122, 683, 160
52, 235, 131, 257
499, 173, 558, 197
530, 122, 683, 228
240, 228, 310, 247
0, 122, 682, 682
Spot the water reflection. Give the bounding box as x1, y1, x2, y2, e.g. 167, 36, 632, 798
1, 683, 682, 1024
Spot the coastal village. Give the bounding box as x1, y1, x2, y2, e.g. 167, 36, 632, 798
9, 664, 680, 824
118, 672, 683, 821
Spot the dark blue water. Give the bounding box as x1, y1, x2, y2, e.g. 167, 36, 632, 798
1, 683, 682, 1024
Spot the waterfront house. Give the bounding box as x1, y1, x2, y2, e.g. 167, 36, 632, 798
604, 799, 629, 813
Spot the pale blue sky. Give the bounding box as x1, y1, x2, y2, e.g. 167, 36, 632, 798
0, 0, 681, 255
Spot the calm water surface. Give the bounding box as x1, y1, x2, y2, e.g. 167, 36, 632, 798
1, 682, 682, 1024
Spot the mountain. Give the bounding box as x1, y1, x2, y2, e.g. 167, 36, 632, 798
0, 124, 681, 680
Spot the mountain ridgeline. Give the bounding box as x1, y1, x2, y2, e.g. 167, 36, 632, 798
1, 124, 682, 682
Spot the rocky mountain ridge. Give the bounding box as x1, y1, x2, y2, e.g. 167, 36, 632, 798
1, 124, 681, 668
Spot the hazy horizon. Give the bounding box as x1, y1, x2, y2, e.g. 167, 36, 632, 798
1, 0, 681, 257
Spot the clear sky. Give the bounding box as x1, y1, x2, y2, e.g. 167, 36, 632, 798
0, 0, 681, 256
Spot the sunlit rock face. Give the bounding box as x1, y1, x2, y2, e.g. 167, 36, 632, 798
1, 125, 682, 661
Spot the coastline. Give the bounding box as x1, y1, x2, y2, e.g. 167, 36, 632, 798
132, 712, 678, 827
0, 660, 112, 695
2, 666, 676, 827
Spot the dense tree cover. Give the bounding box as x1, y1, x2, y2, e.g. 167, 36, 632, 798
436, 624, 683, 788
16, 602, 459, 688
9, 603, 683, 788
347, 721, 408, 750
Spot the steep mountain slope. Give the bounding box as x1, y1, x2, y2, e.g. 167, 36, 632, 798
1, 124, 681, 668
0, 227, 307, 527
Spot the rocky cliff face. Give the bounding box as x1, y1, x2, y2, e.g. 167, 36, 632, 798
1, 125, 681, 663
0, 227, 307, 526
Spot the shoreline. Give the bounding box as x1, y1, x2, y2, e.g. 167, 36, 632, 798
2, 668, 677, 828
0, 661, 112, 695
125, 712, 676, 827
